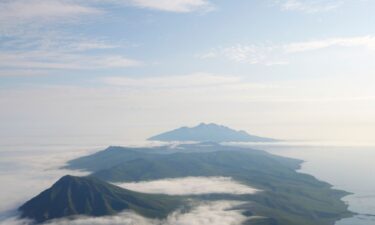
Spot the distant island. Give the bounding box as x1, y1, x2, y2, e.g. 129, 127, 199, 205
17, 142, 352, 225
148, 123, 278, 142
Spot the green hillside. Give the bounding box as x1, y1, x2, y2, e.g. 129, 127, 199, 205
19, 175, 182, 224
66, 143, 352, 225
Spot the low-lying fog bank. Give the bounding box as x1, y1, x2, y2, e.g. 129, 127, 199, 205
115, 176, 259, 195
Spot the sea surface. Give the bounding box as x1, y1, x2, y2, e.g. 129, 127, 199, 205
0, 138, 375, 224
251, 144, 375, 225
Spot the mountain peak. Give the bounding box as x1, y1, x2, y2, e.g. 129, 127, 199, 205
148, 123, 278, 143
19, 175, 181, 224
196, 122, 223, 128
57, 174, 76, 182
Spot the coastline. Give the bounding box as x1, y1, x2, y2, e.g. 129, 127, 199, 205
64, 143, 354, 225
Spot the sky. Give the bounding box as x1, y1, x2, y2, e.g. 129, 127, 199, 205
1, 0, 375, 144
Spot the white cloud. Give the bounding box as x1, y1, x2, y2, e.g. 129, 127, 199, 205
196, 52, 217, 59
199, 35, 375, 65
0, 0, 100, 33
0, 69, 50, 77
0, 0, 141, 74
277, 0, 343, 13
0, 35, 119, 52
284, 36, 375, 53
41, 201, 247, 225
0, 147, 92, 217
0, 52, 140, 70
163, 201, 247, 225
124, 0, 214, 13
115, 177, 259, 195
0, 0, 214, 34
1, 201, 249, 225
0, 0, 99, 19
0, 0, 215, 75
198, 45, 288, 65
0, 217, 32, 225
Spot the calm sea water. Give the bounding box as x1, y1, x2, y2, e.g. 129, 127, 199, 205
253, 144, 375, 225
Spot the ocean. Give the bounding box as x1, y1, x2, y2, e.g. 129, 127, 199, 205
253, 144, 375, 225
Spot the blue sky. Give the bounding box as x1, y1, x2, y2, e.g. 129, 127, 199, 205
1, 0, 375, 144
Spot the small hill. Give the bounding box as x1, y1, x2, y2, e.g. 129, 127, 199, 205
18, 175, 181, 224
148, 123, 278, 142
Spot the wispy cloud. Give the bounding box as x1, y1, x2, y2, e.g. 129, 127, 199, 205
276, 0, 344, 13
0, 0, 216, 76
0, 33, 140, 74
1, 35, 116, 52
284, 36, 375, 53
0, 0, 213, 34
197, 45, 288, 65
0, 0, 148, 75
124, 0, 214, 13
0, 69, 51, 77
0, 0, 215, 33
199, 35, 375, 65
0, 0, 100, 34
0, 51, 140, 71
0, 0, 100, 20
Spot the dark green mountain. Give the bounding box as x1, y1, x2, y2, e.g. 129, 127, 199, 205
19, 175, 182, 224
66, 143, 352, 225
66, 142, 256, 172
66, 146, 159, 172
92, 150, 299, 182
148, 123, 278, 142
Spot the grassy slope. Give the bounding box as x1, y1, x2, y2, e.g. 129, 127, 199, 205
19, 175, 182, 223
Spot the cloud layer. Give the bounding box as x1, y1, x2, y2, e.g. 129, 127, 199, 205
116, 176, 259, 195
0, 200, 250, 225
41, 201, 247, 225
277, 0, 343, 13
0, 146, 93, 216
0, 0, 214, 76
199, 35, 375, 65
125, 0, 214, 13
0, 0, 100, 28
0, 147, 250, 225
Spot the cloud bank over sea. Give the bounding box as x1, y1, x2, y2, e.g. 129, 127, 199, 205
0, 146, 257, 225
116, 176, 258, 195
